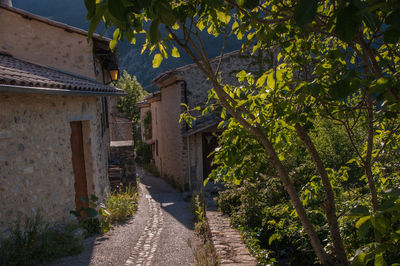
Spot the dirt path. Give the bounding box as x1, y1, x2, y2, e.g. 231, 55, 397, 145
46, 167, 200, 266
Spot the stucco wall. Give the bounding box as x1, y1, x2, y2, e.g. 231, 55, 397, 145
0, 93, 110, 237
0, 8, 97, 80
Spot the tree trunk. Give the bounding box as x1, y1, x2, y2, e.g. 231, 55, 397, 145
209, 78, 335, 265
169, 30, 335, 264
365, 93, 378, 212
295, 123, 348, 265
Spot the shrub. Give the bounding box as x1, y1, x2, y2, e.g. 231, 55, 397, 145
135, 140, 152, 165
0, 214, 82, 265
190, 191, 207, 236
105, 185, 139, 223
143, 162, 160, 177
70, 194, 112, 235
189, 191, 220, 266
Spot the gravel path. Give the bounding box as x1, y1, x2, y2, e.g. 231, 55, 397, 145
46, 167, 200, 266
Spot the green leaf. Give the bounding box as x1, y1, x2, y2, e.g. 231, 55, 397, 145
371, 215, 389, 235
157, 2, 176, 26
149, 19, 161, 44
84, 0, 96, 20
268, 233, 279, 245
236, 70, 247, 82
216, 10, 231, 24
384, 25, 400, 44
109, 39, 117, 51
374, 253, 387, 266
348, 206, 370, 217
335, 4, 362, 42
171, 47, 180, 58
328, 80, 354, 100
267, 72, 275, 89
152, 53, 163, 68
237, 0, 259, 10
85, 207, 98, 218
256, 72, 268, 87
356, 215, 371, 229
108, 0, 126, 22
87, 3, 106, 39
294, 0, 317, 26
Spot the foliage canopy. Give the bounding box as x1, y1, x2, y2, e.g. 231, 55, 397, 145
85, 0, 400, 265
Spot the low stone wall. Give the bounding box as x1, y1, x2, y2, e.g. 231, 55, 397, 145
205, 205, 257, 265
109, 141, 136, 186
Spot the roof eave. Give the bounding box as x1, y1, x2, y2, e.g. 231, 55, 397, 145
0, 84, 126, 96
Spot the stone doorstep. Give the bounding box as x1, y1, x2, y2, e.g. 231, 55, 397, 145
205, 210, 257, 266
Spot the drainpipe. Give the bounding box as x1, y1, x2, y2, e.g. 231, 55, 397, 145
0, 0, 12, 6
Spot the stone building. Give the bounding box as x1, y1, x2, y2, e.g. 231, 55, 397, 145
0, 2, 123, 237
138, 51, 256, 191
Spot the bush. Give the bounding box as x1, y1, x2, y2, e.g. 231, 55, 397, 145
0, 214, 82, 265
105, 185, 139, 223
135, 140, 152, 165
70, 194, 112, 236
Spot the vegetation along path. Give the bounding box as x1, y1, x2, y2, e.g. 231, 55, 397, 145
47, 166, 200, 266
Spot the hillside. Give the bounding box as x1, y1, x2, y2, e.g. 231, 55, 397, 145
12, 0, 241, 89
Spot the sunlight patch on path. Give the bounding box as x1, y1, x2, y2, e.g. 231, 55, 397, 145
125, 191, 163, 266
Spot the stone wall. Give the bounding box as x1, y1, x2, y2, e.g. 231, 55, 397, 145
109, 141, 136, 186
154, 84, 186, 189
109, 117, 133, 142
0, 93, 110, 238
149, 51, 258, 191
0, 7, 102, 81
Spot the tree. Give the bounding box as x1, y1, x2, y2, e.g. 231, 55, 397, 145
116, 70, 147, 122
84, 0, 400, 264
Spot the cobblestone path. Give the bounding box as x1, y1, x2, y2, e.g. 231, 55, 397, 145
125, 193, 164, 265
124, 168, 200, 266
45, 167, 199, 266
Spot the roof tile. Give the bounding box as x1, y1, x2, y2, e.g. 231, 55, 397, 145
0, 54, 122, 94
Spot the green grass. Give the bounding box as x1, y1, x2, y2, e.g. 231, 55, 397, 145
189, 191, 220, 265
0, 214, 82, 266
105, 185, 139, 223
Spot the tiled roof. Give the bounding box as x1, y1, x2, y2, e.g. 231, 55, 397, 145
0, 53, 123, 95
152, 50, 241, 84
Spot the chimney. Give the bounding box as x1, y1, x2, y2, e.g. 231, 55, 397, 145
0, 0, 12, 7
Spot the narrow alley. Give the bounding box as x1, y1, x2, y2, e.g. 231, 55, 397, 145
47, 167, 200, 266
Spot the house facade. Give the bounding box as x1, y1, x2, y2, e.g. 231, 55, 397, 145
139, 51, 256, 191
0, 3, 123, 237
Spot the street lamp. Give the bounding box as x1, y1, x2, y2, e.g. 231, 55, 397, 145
106, 60, 119, 84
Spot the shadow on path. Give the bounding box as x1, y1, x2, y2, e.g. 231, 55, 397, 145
138, 169, 195, 231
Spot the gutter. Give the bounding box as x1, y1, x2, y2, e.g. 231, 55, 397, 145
0, 84, 126, 96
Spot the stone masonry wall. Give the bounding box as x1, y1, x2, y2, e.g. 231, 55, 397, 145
0, 7, 97, 80
156, 84, 186, 189
0, 93, 110, 238
179, 52, 258, 188
109, 141, 136, 186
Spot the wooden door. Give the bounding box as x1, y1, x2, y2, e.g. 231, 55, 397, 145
70, 121, 89, 216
